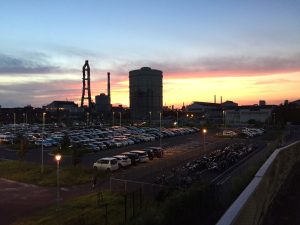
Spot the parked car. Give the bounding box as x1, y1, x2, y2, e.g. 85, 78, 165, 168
93, 157, 119, 172
121, 152, 139, 165
113, 155, 131, 167
145, 147, 164, 158
130, 150, 149, 162
143, 148, 154, 160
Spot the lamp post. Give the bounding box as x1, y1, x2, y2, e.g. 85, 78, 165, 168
273, 113, 276, 126
13, 113, 16, 144
112, 112, 115, 126
119, 112, 122, 127
55, 154, 62, 211
86, 112, 90, 127
176, 111, 179, 128
223, 110, 226, 128
149, 111, 152, 127
203, 128, 207, 151
41, 112, 46, 174
159, 112, 162, 149
185, 114, 189, 127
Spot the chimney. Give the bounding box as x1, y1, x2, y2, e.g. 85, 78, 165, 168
214, 95, 216, 104
221, 96, 223, 105
107, 72, 111, 104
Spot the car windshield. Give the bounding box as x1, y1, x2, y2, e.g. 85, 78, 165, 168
99, 160, 109, 164
110, 159, 117, 165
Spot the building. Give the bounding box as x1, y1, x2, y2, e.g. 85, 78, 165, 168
46, 101, 79, 112
45, 101, 83, 120
129, 67, 163, 120
95, 93, 111, 114
0, 105, 44, 124
222, 100, 238, 108
259, 100, 266, 106
95, 72, 112, 116
224, 105, 274, 125
291, 99, 300, 107
186, 101, 222, 123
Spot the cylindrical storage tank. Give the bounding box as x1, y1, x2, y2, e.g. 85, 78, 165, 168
129, 67, 163, 120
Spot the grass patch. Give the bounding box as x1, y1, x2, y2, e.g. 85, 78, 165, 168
0, 160, 107, 187
6, 143, 39, 150
13, 192, 125, 225
51, 147, 91, 156
262, 129, 283, 141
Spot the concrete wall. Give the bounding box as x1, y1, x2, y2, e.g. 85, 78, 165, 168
216, 141, 300, 225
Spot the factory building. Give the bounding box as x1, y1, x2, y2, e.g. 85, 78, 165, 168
129, 67, 163, 120
224, 105, 275, 125
95, 72, 112, 115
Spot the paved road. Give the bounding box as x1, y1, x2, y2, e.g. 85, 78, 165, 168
0, 178, 95, 225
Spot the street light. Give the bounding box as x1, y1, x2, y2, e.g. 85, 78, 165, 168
86, 112, 90, 127
176, 111, 179, 128
119, 112, 122, 127
149, 111, 152, 127
13, 113, 16, 144
223, 110, 226, 128
112, 112, 115, 126
159, 112, 162, 149
203, 128, 207, 151
55, 154, 62, 211
41, 112, 46, 174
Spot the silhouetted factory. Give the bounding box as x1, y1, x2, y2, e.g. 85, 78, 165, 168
95, 72, 112, 115
79, 61, 163, 121
129, 67, 163, 120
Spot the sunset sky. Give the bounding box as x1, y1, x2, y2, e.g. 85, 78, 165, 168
0, 0, 299, 108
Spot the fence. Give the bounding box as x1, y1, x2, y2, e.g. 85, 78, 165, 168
216, 140, 300, 225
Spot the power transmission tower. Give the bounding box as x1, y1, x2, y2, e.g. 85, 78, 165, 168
80, 60, 92, 110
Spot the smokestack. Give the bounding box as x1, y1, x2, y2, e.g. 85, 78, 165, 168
107, 72, 111, 104
214, 95, 216, 104
221, 96, 223, 105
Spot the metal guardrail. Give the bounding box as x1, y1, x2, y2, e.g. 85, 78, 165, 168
109, 177, 165, 193
216, 140, 300, 225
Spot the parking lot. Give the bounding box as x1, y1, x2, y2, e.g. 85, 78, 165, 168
0, 124, 270, 189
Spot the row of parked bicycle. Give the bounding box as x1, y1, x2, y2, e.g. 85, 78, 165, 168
154, 142, 256, 187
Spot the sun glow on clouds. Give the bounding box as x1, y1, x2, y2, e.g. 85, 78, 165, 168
88, 71, 300, 108
162, 72, 300, 106
1, 70, 299, 108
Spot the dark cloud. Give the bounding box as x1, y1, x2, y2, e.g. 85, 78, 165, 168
113, 54, 300, 76
0, 53, 71, 74
0, 79, 104, 107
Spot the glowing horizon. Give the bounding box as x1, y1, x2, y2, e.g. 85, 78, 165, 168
77, 71, 300, 108
0, 1, 299, 107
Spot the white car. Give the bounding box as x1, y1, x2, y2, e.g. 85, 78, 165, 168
113, 155, 131, 167
93, 157, 119, 172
